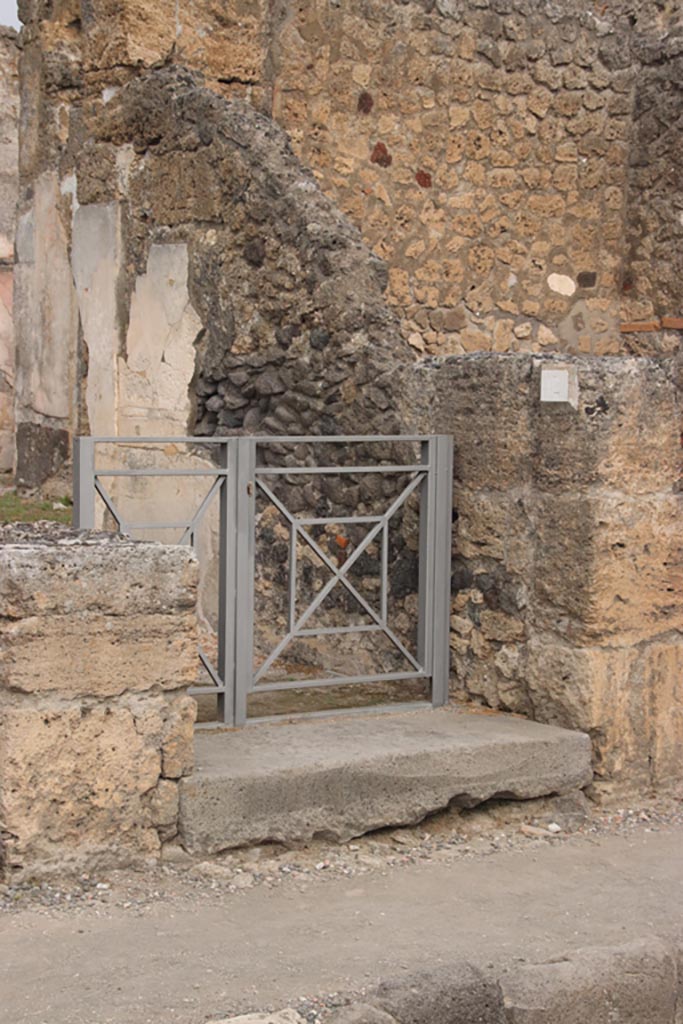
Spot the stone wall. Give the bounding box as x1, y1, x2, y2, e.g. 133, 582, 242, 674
269, 0, 638, 358
13, 41, 414, 484
621, 10, 683, 340
0, 524, 198, 879
20, 0, 679, 360
12, 1, 683, 485
423, 352, 683, 796
8, 1, 683, 796
0, 28, 17, 471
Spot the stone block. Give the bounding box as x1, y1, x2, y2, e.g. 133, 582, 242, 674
71, 202, 122, 437
531, 356, 681, 495
0, 702, 164, 876
162, 694, 197, 779
590, 359, 682, 495
526, 640, 642, 781
642, 641, 683, 790
0, 530, 198, 618
589, 495, 683, 644
0, 265, 14, 473
373, 962, 505, 1024
431, 357, 533, 491
0, 612, 197, 697
179, 709, 591, 854
147, 778, 180, 840
0, 526, 199, 878
531, 493, 683, 645
479, 609, 525, 643
14, 422, 69, 489
499, 939, 677, 1024
13, 172, 78, 442
525, 637, 683, 792
455, 489, 533, 575
327, 1007, 398, 1024
209, 1014, 305, 1024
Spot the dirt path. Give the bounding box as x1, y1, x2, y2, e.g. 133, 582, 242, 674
1, 822, 682, 1024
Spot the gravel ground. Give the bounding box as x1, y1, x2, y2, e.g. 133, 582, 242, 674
3, 792, 682, 920
2, 806, 682, 1024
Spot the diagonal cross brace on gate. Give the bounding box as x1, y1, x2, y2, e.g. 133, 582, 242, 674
73, 435, 453, 727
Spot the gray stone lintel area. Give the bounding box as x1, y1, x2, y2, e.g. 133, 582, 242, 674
178, 707, 592, 854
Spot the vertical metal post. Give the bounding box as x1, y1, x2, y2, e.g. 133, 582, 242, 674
417, 438, 436, 674
233, 437, 256, 727
217, 441, 238, 726
72, 437, 95, 529
288, 522, 297, 633
380, 521, 388, 624
430, 434, 453, 707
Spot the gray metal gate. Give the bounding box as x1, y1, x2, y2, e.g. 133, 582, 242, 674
73, 434, 453, 727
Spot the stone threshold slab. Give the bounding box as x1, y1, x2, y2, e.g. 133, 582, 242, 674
178, 706, 592, 854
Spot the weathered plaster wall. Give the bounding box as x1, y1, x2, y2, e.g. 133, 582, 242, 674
0, 524, 198, 879
14, 169, 77, 486
13, 30, 415, 482
0, 28, 18, 471
425, 352, 683, 795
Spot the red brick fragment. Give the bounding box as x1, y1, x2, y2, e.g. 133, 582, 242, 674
370, 141, 392, 168
415, 169, 432, 188
357, 91, 374, 114
619, 320, 661, 333
662, 316, 683, 330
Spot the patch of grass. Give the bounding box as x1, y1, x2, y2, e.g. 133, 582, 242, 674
0, 489, 73, 525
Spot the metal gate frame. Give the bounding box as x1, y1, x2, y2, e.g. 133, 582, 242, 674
73, 434, 453, 727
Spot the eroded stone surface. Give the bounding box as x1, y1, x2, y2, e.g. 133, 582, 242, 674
178, 708, 591, 854
7, 1, 683, 805
499, 938, 677, 1024
0, 525, 198, 879
426, 352, 683, 796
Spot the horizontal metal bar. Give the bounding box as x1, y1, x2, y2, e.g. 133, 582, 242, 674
255, 465, 427, 476
295, 516, 383, 525
124, 521, 193, 530
297, 624, 383, 637
85, 434, 431, 444
88, 437, 232, 444
254, 670, 426, 692
95, 469, 229, 477
254, 435, 430, 444
188, 685, 228, 696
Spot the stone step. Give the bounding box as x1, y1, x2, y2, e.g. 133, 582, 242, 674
178, 706, 593, 855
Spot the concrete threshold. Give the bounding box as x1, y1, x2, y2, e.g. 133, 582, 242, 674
178, 706, 592, 854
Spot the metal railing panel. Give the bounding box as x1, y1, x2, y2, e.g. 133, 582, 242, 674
72, 434, 453, 727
